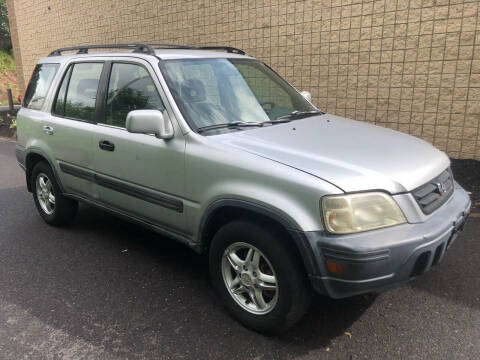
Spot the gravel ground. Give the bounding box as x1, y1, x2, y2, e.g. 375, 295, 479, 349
0, 140, 479, 359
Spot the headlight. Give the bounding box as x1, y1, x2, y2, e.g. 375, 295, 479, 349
322, 192, 406, 234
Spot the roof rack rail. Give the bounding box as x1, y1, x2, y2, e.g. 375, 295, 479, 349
195, 46, 245, 55
48, 42, 246, 57
48, 43, 155, 57
148, 43, 246, 55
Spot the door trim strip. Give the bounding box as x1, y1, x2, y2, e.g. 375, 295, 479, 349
59, 162, 183, 213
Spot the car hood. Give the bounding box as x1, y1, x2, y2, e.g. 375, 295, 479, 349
211, 114, 450, 193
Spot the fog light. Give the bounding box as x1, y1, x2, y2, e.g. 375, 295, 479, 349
326, 260, 344, 274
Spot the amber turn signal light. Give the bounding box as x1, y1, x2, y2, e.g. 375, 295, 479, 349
326, 260, 344, 274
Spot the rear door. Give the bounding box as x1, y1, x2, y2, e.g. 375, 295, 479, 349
43, 61, 105, 198
19, 62, 60, 153
92, 59, 187, 233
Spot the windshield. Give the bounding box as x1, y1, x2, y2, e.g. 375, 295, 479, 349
160, 59, 317, 130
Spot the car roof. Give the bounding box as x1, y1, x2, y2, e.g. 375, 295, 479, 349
39, 48, 254, 63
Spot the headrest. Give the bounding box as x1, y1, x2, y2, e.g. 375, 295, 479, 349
76, 78, 99, 96
180, 79, 206, 103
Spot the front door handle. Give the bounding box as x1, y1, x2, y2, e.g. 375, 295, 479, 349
43, 125, 54, 135
99, 140, 115, 152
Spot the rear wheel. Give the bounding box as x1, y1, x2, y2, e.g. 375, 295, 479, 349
209, 220, 312, 334
31, 161, 78, 225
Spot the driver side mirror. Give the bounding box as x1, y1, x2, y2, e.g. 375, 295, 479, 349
126, 110, 174, 140
300, 91, 312, 103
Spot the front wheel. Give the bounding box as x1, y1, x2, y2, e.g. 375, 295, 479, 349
209, 220, 312, 334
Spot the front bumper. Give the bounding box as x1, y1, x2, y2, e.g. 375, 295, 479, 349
301, 184, 471, 299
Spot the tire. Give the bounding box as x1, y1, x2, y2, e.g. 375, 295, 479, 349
31, 161, 78, 226
209, 220, 312, 334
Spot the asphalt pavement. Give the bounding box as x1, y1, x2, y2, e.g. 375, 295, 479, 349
0, 139, 479, 359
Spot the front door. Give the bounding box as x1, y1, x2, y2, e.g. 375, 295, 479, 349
92, 60, 186, 233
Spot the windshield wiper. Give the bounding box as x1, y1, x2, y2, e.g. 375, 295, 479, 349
261, 118, 293, 125
197, 121, 264, 133
274, 110, 324, 121
197, 111, 324, 133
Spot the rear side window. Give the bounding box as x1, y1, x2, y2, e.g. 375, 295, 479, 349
23, 64, 59, 110
103, 63, 165, 127
53, 62, 103, 122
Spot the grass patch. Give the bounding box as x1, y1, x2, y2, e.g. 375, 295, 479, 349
0, 50, 20, 105
0, 50, 15, 74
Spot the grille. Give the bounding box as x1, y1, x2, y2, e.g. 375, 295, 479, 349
412, 168, 454, 214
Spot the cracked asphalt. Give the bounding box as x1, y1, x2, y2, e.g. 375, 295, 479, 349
0, 139, 479, 359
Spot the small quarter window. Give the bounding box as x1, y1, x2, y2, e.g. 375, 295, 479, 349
24, 64, 59, 110
53, 62, 103, 122
104, 63, 165, 127
53, 65, 72, 115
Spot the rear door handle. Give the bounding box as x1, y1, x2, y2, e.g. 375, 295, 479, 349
99, 140, 115, 152
43, 125, 54, 135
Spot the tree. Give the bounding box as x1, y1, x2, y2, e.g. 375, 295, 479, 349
0, 0, 11, 51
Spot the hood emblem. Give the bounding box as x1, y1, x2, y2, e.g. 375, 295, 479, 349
435, 182, 447, 194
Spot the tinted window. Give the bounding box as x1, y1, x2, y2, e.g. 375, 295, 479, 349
24, 64, 59, 110
104, 63, 164, 127
53, 62, 103, 122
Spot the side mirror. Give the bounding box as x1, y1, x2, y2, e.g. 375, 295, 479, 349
126, 110, 174, 140
300, 91, 312, 103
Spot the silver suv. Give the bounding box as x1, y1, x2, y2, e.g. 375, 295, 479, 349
15, 43, 471, 333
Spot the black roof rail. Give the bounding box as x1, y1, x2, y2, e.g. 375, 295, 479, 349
195, 46, 245, 55
148, 43, 246, 55
48, 43, 155, 57
48, 42, 246, 57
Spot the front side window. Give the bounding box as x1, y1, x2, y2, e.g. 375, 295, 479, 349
24, 64, 59, 110
161, 59, 317, 130
103, 63, 165, 127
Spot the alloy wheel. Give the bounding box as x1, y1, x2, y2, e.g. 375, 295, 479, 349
36, 173, 55, 215
221, 242, 278, 314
